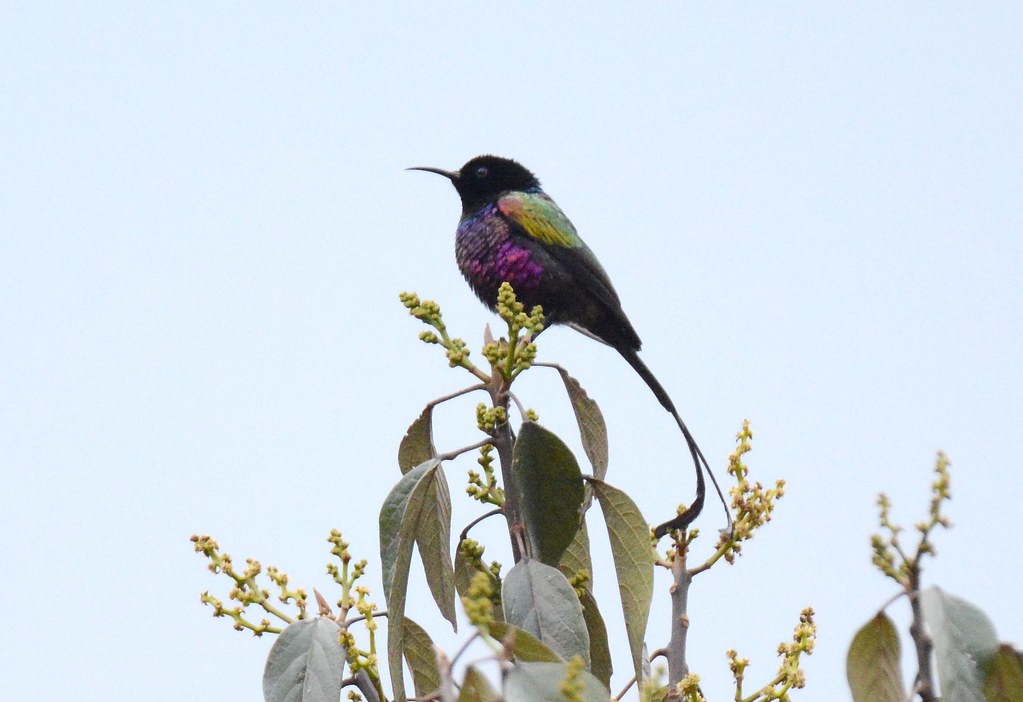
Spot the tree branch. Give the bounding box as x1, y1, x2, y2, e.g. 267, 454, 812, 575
459, 508, 503, 543
666, 544, 692, 696
437, 438, 492, 462
908, 571, 936, 702
488, 388, 523, 563
426, 383, 488, 410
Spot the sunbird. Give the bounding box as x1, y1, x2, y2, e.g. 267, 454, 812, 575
410, 155, 726, 536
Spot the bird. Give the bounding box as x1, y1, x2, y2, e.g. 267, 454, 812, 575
409, 155, 727, 537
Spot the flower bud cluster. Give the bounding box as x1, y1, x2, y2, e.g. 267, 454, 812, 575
461, 570, 498, 631
475, 403, 507, 432
870, 452, 953, 589
466, 443, 504, 506
190, 534, 302, 635
711, 421, 785, 563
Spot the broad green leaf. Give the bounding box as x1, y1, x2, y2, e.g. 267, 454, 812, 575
846, 612, 905, 702
490, 621, 564, 663
921, 586, 999, 702
579, 589, 612, 690
590, 479, 653, 685
378, 459, 442, 702
416, 465, 457, 630
384, 478, 432, 702
379, 459, 456, 629
553, 366, 608, 480
459, 665, 500, 702
379, 460, 436, 602
502, 559, 590, 667
504, 661, 611, 702
403, 617, 441, 698
983, 644, 1023, 701
558, 518, 594, 586
398, 406, 435, 474
512, 422, 584, 566
262, 617, 345, 702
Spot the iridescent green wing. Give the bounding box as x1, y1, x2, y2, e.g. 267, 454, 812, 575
497, 191, 584, 248
498, 191, 625, 314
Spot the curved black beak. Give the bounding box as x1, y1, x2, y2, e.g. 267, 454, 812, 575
407, 166, 459, 181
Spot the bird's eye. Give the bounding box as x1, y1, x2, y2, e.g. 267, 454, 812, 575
475, 165, 488, 178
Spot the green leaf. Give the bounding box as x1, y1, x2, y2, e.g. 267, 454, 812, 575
512, 421, 585, 566
379, 460, 436, 602
589, 479, 653, 686
262, 617, 346, 702
378, 459, 445, 702
558, 518, 594, 586
458, 666, 500, 702
379, 459, 456, 629
502, 559, 590, 667
398, 406, 435, 474
490, 621, 564, 663
403, 617, 441, 698
983, 644, 1023, 701
553, 367, 608, 480
504, 661, 611, 702
846, 612, 905, 702
579, 589, 613, 690
416, 465, 457, 630
921, 586, 1000, 702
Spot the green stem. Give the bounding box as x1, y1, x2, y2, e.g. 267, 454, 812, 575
502, 329, 519, 381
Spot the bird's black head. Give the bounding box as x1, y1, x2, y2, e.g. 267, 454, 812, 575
409, 155, 541, 215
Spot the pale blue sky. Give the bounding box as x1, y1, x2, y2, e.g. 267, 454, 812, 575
2, 4, 1021, 701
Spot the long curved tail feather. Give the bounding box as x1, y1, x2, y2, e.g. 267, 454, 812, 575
617, 347, 733, 538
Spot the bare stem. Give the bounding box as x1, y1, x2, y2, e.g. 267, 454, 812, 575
908, 568, 936, 702
426, 383, 488, 410
342, 609, 387, 628
438, 438, 492, 462
489, 387, 523, 563
507, 391, 528, 419
449, 632, 482, 671
666, 544, 692, 696
613, 674, 638, 701
353, 669, 382, 702
459, 508, 503, 543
